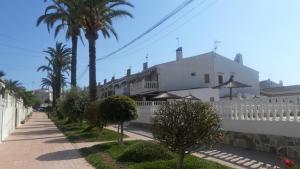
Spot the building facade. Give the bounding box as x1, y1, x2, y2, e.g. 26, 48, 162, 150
98, 49, 260, 100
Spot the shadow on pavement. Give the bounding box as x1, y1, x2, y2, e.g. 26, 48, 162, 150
36, 149, 82, 161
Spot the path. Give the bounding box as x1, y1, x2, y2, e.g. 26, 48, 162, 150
0, 112, 93, 169
108, 125, 292, 169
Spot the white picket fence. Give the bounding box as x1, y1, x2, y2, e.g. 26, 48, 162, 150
134, 96, 300, 138
0, 94, 32, 142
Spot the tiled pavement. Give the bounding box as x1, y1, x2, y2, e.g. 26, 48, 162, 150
0, 112, 93, 169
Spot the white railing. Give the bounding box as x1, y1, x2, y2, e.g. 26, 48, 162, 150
133, 96, 300, 138
0, 94, 32, 142
133, 101, 165, 124
213, 96, 300, 138
130, 80, 159, 96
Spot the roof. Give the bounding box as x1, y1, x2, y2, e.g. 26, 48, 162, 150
261, 85, 300, 96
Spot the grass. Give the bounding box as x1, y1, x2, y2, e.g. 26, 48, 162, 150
52, 117, 124, 143
80, 141, 231, 169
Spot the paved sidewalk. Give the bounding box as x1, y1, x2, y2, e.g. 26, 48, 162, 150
0, 112, 93, 169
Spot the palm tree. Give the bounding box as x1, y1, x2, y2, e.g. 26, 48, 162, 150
38, 42, 71, 107
37, 0, 81, 87
0, 71, 5, 84
4, 80, 24, 93
0, 71, 5, 78
79, 0, 134, 101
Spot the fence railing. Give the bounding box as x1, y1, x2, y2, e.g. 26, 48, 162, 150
213, 97, 300, 138
133, 96, 300, 138
130, 81, 159, 95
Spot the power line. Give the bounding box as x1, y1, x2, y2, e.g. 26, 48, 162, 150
106, 0, 209, 60
99, 0, 218, 63
0, 42, 43, 55
78, 0, 196, 81
96, 0, 195, 62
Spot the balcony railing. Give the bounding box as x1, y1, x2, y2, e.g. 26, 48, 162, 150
130, 81, 159, 96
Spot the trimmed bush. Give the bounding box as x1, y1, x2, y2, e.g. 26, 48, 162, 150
118, 141, 173, 163
84, 101, 106, 129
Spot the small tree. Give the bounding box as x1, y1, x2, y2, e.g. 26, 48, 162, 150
101, 95, 138, 144
152, 101, 222, 169
58, 88, 89, 125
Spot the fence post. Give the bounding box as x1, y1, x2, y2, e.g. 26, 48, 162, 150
287, 103, 291, 122
279, 103, 284, 121
295, 105, 299, 122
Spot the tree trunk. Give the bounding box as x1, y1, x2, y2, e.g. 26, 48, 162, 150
177, 149, 185, 169
71, 35, 78, 87
120, 122, 124, 144
87, 34, 97, 101
52, 90, 57, 108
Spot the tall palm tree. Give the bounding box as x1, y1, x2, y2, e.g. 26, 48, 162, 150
38, 42, 71, 107
79, 0, 134, 101
37, 0, 81, 87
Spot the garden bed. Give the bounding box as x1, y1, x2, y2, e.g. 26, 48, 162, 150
52, 118, 125, 143
80, 140, 231, 169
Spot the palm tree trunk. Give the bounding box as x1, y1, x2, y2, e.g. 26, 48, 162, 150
71, 35, 78, 87
87, 35, 97, 101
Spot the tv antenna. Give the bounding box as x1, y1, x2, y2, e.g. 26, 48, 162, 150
213, 40, 222, 52
176, 37, 181, 47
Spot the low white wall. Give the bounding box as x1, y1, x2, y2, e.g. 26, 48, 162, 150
0, 94, 32, 142
214, 96, 300, 138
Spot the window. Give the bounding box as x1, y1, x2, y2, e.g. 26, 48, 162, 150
191, 72, 196, 76
218, 75, 223, 84
210, 97, 215, 102
204, 74, 210, 83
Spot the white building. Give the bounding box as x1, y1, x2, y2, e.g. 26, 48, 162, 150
99, 48, 259, 101
33, 89, 52, 104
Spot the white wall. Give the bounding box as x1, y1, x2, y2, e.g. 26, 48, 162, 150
156, 52, 259, 98
213, 53, 260, 97
169, 88, 220, 102
0, 94, 32, 142
157, 53, 214, 91
214, 96, 300, 138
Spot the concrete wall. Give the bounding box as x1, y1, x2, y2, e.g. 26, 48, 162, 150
0, 94, 32, 142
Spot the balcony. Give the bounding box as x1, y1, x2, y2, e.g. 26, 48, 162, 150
130, 80, 159, 96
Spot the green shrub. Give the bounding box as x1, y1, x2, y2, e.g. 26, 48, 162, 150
84, 101, 106, 129
118, 141, 173, 163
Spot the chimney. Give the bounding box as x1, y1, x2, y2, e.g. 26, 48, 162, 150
111, 76, 115, 81
279, 80, 283, 86
176, 47, 183, 61
234, 53, 243, 65
127, 68, 131, 76
104, 79, 107, 84
143, 62, 148, 71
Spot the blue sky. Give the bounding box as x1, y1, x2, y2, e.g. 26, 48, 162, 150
0, 0, 299, 90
